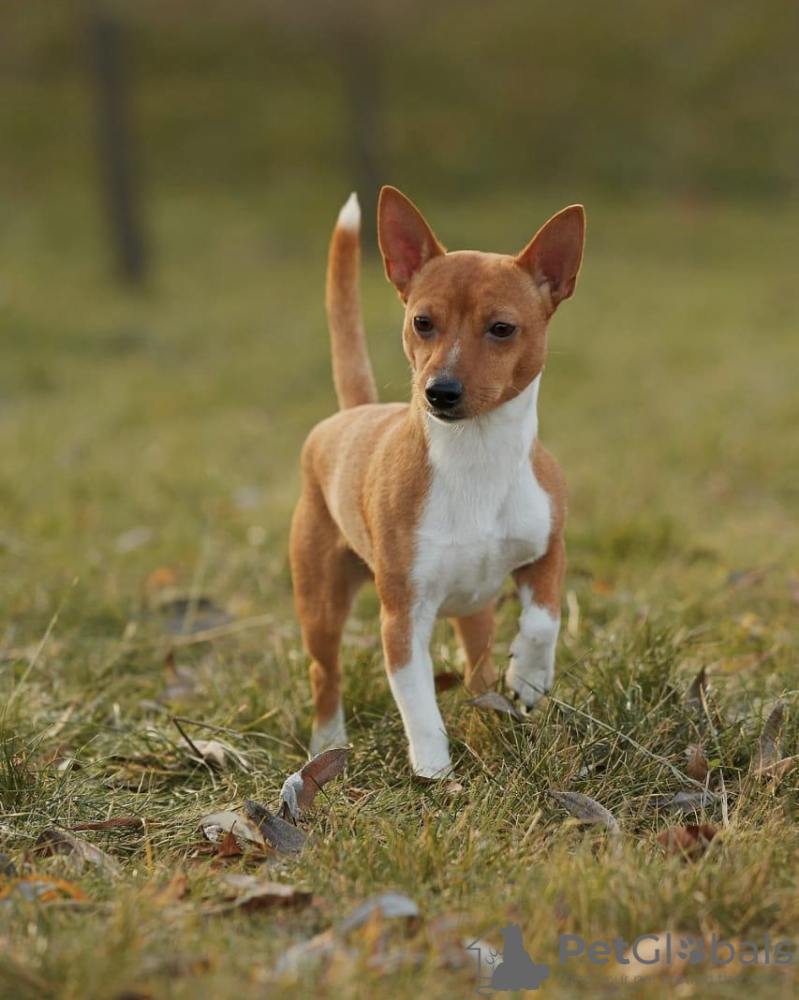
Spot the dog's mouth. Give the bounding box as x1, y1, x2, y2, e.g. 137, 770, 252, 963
427, 406, 467, 423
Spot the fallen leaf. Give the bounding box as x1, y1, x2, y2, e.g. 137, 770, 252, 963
276, 929, 338, 977
686, 666, 709, 713
754, 700, 786, 776
465, 691, 525, 722
657, 824, 718, 861
34, 828, 121, 877
685, 745, 709, 783
198, 810, 267, 850
0, 875, 87, 904
275, 893, 420, 978
210, 875, 312, 914
216, 830, 244, 859
653, 789, 716, 812
549, 791, 620, 834
152, 872, 191, 904
279, 748, 349, 822
243, 800, 308, 856
338, 892, 420, 935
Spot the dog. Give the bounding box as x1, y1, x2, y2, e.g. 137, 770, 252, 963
289, 187, 585, 778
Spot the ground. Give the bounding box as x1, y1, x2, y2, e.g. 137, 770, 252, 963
1, 184, 798, 998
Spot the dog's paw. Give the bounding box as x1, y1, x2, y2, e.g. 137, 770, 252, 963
506, 627, 557, 707
310, 705, 348, 755
413, 758, 455, 780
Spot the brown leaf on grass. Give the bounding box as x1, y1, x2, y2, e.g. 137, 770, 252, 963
198, 810, 267, 850
754, 699, 789, 778
338, 892, 420, 934
657, 824, 719, 861
549, 791, 620, 834
686, 666, 709, 713
152, 872, 191, 904
0, 875, 88, 904
34, 829, 121, 877
216, 830, 244, 859
465, 691, 525, 722
244, 800, 308, 856
276, 893, 419, 978
685, 745, 710, 783
279, 748, 349, 822
653, 789, 716, 812
788, 573, 799, 606
210, 874, 313, 914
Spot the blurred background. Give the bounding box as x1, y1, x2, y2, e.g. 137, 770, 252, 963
1, 0, 797, 646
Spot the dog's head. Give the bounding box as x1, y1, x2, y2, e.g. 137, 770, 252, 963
378, 186, 584, 423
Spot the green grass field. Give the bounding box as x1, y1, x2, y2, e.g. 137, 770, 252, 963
1, 181, 798, 999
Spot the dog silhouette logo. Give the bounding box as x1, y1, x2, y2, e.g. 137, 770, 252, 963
467, 922, 550, 993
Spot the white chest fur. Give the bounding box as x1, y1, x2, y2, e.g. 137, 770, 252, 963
412, 378, 552, 619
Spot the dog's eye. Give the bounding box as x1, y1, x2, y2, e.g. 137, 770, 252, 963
413, 315, 435, 337
488, 322, 517, 340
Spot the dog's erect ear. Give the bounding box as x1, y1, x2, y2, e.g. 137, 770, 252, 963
378, 186, 445, 298
515, 205, 585, 311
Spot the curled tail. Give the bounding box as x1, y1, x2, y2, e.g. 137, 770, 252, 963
326, 193, 378, 410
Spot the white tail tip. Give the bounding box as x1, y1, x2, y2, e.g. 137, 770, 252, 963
336, 192, 360, 231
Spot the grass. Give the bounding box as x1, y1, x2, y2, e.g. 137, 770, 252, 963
1, 179, 798, 1000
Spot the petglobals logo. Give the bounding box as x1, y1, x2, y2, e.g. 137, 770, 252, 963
467, 925, 794, 994
559, 931, 794, 968
467, 923, 550, 994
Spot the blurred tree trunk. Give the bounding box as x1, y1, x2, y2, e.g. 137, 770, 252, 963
89, 6, 147, 284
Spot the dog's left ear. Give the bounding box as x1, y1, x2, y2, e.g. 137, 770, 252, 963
515, 205, 585, 311
378, 186, 445, 300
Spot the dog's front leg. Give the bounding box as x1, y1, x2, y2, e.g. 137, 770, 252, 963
507, 536, 565, 706
380, 601, 452, 779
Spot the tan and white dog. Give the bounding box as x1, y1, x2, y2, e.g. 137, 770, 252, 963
290, 187, 585, 778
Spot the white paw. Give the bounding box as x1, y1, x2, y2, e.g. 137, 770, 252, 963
506, 606, 559, 707
412, 741, 453, 780
310, 704, 348, 755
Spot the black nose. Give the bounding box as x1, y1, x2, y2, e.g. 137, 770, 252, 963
425, 378, 464, 410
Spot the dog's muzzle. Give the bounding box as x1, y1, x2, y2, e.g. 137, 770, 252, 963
425, 377, 465, 419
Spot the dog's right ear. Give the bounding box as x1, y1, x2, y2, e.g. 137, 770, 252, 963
378, 186, 445, 300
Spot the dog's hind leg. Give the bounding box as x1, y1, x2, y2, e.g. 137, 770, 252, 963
451, 603, 498, 694
290, 489, 369, 754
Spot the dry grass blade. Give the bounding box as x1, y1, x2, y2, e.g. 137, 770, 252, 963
549, 791, 620, 834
